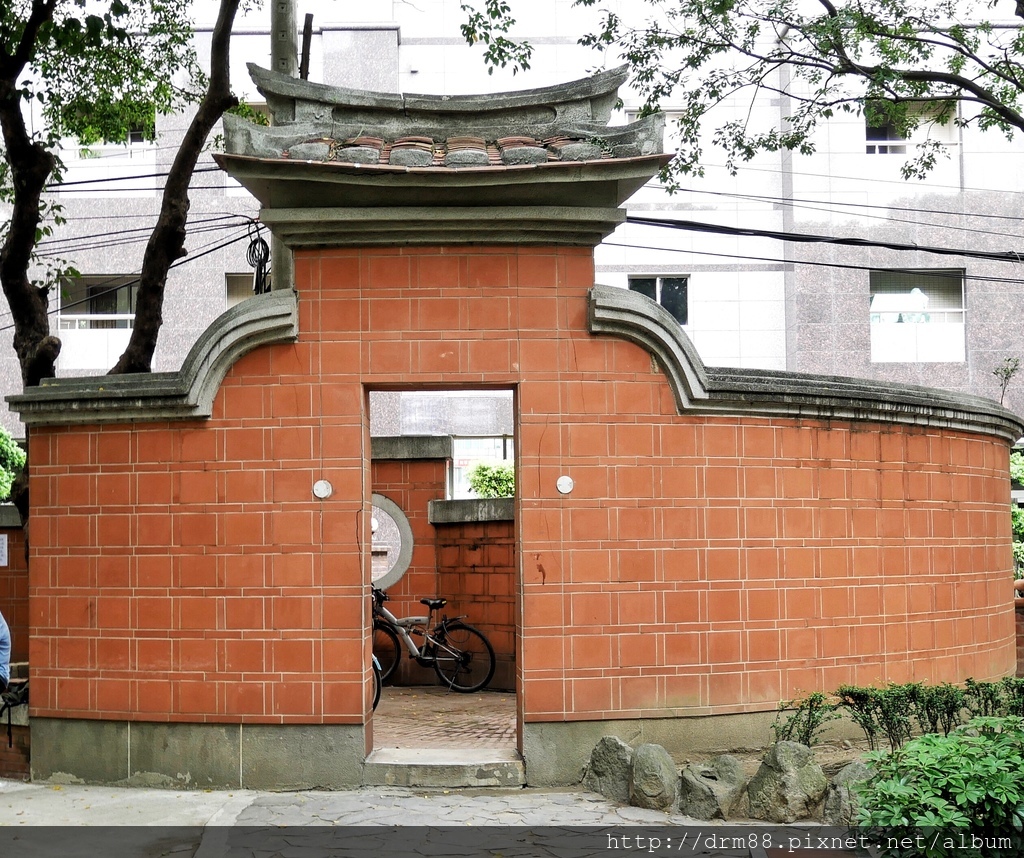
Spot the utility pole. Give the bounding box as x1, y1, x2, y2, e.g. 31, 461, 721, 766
269, 0, 297, 292
271, 0, 298, 77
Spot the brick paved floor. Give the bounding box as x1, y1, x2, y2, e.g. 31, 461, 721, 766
372, 685, 517, 750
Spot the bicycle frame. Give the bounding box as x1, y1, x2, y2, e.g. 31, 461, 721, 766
374, 596, 466, 667
375, 601, 428, 660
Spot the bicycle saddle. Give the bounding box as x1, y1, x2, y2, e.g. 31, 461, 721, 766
421, 598, 447, 610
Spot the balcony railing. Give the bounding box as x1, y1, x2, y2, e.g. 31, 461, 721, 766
56, 314, 134, 372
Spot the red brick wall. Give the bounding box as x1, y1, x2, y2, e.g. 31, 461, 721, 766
0, 525, 28, 662
435, 520, 515, 689
0, 724, 29, 779
24, 245, 1016, 728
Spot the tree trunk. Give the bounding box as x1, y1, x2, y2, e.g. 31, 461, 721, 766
109, 0, 241, 375
0, 2, 62, 388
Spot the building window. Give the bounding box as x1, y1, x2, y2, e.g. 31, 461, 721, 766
226, 272, 258, 308
865, 116, 907, 154
629, 276, 688, 324
865, 100, 959, 154
58, 275, 138, 330
869, 269, 965, 363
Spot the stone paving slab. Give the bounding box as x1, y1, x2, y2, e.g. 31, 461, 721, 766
373, 686, 516, 750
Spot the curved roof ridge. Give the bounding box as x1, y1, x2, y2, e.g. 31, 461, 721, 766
247, 62, 630, 120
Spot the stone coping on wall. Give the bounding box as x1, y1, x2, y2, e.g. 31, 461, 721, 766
0, 504, 20, 528
589, 284, 1024, 443
6, 291, 299, 427
371, 435, 454, 461
428, 498, 515, 524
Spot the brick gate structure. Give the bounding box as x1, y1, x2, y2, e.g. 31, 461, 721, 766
8, 67, 1024, 788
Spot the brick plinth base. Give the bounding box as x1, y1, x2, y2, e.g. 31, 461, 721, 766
0, 723, 29, 780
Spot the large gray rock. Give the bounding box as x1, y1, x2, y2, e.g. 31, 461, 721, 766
629, 743, 679, 811
823, 760, 872, 826
747, 741, 827, 823
678, 755, 747, 820
582, 736, 633, 804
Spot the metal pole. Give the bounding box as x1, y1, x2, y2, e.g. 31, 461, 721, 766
269, 0, 296, 292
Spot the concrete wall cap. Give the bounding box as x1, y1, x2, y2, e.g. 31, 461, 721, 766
6, 291, 299, 427
589, 284, 1024, 442
428, 497, 514, 524
0, 503, 21, 528
371, 435, 453, 461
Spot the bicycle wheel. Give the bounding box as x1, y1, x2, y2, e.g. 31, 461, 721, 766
432, 622, 496, 693
371, 656, 382, 711
372, 620, 401, 684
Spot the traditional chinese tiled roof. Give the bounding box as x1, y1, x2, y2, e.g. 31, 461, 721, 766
215, 65, 670, 247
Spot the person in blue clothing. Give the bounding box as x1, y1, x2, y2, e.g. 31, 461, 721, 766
0, 608, 10, 693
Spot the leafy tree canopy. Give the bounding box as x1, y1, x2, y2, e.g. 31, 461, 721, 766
2, 2, 200, 154
463, 0, 1024, 183
0, 1, 240, 387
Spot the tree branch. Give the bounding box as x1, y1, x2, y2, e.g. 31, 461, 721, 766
109, 0, 241, 375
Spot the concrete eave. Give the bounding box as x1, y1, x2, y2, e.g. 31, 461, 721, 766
6, 291, 299, 427
589, 284, 1024, 442
214, 153, 667, 247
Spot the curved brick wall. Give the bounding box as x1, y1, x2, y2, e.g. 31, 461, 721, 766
14, 244, 1020, 786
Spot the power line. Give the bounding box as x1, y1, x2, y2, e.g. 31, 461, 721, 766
601, 241, 1024, 286
625, 216, 1024, 263
0, 229, 254, 334
47, 166, 222, 188
36, 218, 255, 258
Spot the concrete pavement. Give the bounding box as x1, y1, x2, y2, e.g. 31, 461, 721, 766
0, 778, 857, 858
0, 778, 764, 858
0, 778, 701, 827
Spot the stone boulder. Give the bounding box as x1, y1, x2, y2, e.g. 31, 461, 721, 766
582, 736, 633, 804
747, 741, 827, 823
823, 760, 873, 826
629, 743, 679, 811
678, 754, 747, 820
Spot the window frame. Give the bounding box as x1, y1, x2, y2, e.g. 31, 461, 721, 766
868, 268, 966, 364
628, 275, 689, 325
58, 274, 139, 330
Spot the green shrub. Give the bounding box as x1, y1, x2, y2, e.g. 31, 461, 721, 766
837, 683, 919, 751
466, 462, 515, 498
875, 684, 916, 751
856, 717, 1024, 857
0, 428, 25, 501
1000, 677, 1024, 719
770, 691, 842, 746
911, 683, 966, 737
837, 684, 882, 751
964, 678, 1006, 719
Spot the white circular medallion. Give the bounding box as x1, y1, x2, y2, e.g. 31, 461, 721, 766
556, 475, 574, 495
312, 479, 333, 499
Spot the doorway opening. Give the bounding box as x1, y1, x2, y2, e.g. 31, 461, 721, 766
368, 389, 518, 753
